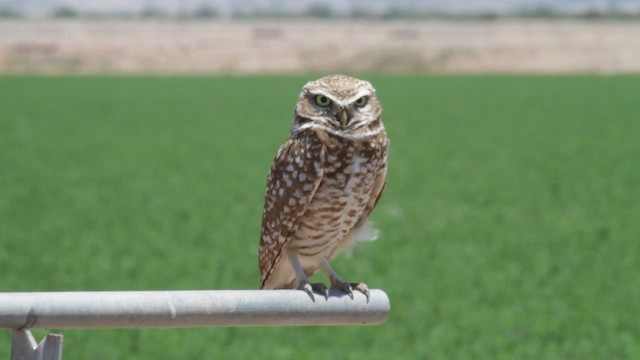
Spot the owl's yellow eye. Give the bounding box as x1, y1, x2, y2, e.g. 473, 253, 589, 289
354, 96, 368, 107
315, 95, 332, 107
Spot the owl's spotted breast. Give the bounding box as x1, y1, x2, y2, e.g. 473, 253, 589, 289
291, 128, 387, 261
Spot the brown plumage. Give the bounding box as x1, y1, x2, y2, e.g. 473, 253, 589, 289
258, 74, 389, 300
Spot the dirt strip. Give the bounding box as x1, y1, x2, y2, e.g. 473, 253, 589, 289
1, 19, 639, 74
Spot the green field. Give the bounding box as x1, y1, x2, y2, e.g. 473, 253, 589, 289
1, 75, 639, 359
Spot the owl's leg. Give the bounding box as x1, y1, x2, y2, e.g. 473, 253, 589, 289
321, 259, 370, 302
288, 253, 328, 301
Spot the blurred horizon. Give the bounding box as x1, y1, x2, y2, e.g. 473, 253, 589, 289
2, 0, 640, 19
2, 19, 640, 75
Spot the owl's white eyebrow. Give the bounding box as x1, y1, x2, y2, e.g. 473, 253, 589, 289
305, 89, 373, 106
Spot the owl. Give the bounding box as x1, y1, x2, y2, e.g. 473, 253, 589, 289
258, 74, 389, 301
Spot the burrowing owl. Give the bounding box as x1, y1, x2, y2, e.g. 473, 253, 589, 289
259, 74, 389, 301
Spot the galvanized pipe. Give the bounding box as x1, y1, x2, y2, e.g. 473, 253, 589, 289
0, 290, 390, 329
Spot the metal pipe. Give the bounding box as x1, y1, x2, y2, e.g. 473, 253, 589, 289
0, 290, 390, 329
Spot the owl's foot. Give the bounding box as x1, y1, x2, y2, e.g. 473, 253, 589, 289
297, 281, 329, 302
311, 283, 329, 300
321, 258, 370, 302
353, 282, 370, 302
289, 253, 327, 301
298, 282, 315, 301
330, 280, 370, 302
311, 282, 329, 300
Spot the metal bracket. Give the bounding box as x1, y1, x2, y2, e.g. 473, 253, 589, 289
11, 330, 63, 360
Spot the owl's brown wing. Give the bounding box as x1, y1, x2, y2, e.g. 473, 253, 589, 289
355, 137, 389, 227
259, 130, 325, 288
364, 163, 387, 218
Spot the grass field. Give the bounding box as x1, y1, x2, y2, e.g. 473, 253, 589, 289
1, 75, 639, 359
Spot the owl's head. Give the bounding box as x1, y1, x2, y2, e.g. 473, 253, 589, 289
293, 74, 382, 134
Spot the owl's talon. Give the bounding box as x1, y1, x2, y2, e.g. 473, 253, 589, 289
299, 282, 316, 302
311, 283, 329, 300
331, 281, 354, 299
352, 282, 370, 303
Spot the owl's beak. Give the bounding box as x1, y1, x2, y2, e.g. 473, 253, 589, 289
338, 109, 350, 127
